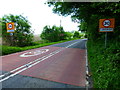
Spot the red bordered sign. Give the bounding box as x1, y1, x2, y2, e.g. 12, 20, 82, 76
6, 22, 15, 33
99, 18, 115, 32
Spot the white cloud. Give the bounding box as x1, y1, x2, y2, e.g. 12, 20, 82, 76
0, 0, 79, 34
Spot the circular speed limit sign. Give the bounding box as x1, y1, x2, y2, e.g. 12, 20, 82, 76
8, 23, 13, 29
6, 22, 15, 33
6, 22, 15, 30
103, 20, 111, 27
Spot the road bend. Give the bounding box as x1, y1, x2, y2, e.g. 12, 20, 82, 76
0, 39, 87, 88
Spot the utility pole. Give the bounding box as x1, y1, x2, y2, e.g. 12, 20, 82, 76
60, 19, 61, 27
60, 16, 63, 27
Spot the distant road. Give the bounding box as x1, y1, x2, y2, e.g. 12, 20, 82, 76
1, 39, 87, 88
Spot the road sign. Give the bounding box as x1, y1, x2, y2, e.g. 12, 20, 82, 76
99, 18, 115, 48
6, 22, 15, 33
99, 18, 115, 32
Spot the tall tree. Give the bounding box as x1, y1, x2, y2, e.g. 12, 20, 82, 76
2, 14, 33, 47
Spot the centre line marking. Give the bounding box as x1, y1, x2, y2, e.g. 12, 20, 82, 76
0, 41, 80, 82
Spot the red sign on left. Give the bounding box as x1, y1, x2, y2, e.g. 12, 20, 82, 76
6, 22, 15, 33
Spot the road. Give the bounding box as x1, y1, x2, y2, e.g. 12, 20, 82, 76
0, 39, 87, 88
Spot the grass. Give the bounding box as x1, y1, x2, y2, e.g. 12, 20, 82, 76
87, 40, 120, 89
1, 38, 80, 56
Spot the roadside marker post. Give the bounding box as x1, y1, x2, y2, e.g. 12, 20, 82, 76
99, 18, 115, 48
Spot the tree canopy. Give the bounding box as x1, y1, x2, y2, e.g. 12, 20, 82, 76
47, 2, 120, 42
40, 25, 66, 42
2, 14, 33, 47
47, 2, 120, 89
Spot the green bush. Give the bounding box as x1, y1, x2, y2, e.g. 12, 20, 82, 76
87, 40, 120, 89
2, 45, 22, 55
40, 25, 66, 42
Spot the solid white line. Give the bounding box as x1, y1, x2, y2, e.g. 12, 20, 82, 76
85, 42, 89, 75
0, 47, 63, 82
0, 40, 80, 82
85, 41, 89, 88
0, 47, 64, 80
0, 48, 63, 78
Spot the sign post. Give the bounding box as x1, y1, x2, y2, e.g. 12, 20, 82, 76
99, 18, 115, 48
6, 22, 15, 45
105, 32, 107, 48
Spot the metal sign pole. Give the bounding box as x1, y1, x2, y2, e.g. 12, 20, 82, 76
10, 33, 13, 46
105, 32, 107, 48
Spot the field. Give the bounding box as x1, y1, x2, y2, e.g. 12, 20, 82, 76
0, 34, 41, 45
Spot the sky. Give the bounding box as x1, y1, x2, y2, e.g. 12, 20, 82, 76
0, 0, 79, 35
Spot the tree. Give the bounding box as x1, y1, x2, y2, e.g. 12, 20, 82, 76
47, 2, 120, 41
0, 18, 2, 37
64, 31, 73, 39
2, 14, 33, 47
73, 31, 80, 38
47, 2, 120, 89
40, 25, 66, 42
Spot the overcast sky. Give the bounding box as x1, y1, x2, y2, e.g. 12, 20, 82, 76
0, 0, 79, 35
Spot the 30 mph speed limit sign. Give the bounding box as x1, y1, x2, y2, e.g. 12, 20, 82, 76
99, 18, 115, 32
6, 22, 15, 33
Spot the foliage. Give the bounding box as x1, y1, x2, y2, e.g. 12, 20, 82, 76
72, 31, 85, 38
78, 20, 87, 32
73, 31, 79, 38
47, 2, 120, 41
40, 25, 66, 42
0, 18, 2, 37
87, 40, 120, 89
79, 33, 85, 39
1, 38, 80, 56
2, 14, 34, 47
64, 31, 73, 39
47, 2, 120, 89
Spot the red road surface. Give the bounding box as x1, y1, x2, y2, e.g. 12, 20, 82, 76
1, 46, 86, 87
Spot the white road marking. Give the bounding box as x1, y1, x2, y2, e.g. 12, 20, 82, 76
85, 41, 89, 88
20, 49, 49, 57
0, 41, 80, 82
65, 41, 80, 48
0, 48, 64, 82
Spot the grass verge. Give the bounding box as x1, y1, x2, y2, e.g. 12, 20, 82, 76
87, 40, 120, 89
1, 38, 80, 56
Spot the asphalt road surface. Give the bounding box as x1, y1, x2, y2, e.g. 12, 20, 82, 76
0, 39, 87, 88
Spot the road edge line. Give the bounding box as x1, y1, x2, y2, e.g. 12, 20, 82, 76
85, 40, 89, 89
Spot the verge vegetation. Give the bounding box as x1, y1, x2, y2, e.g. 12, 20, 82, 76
47, 2, 120, 89
1, 38, 80, 56
87, 40, 120, 89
